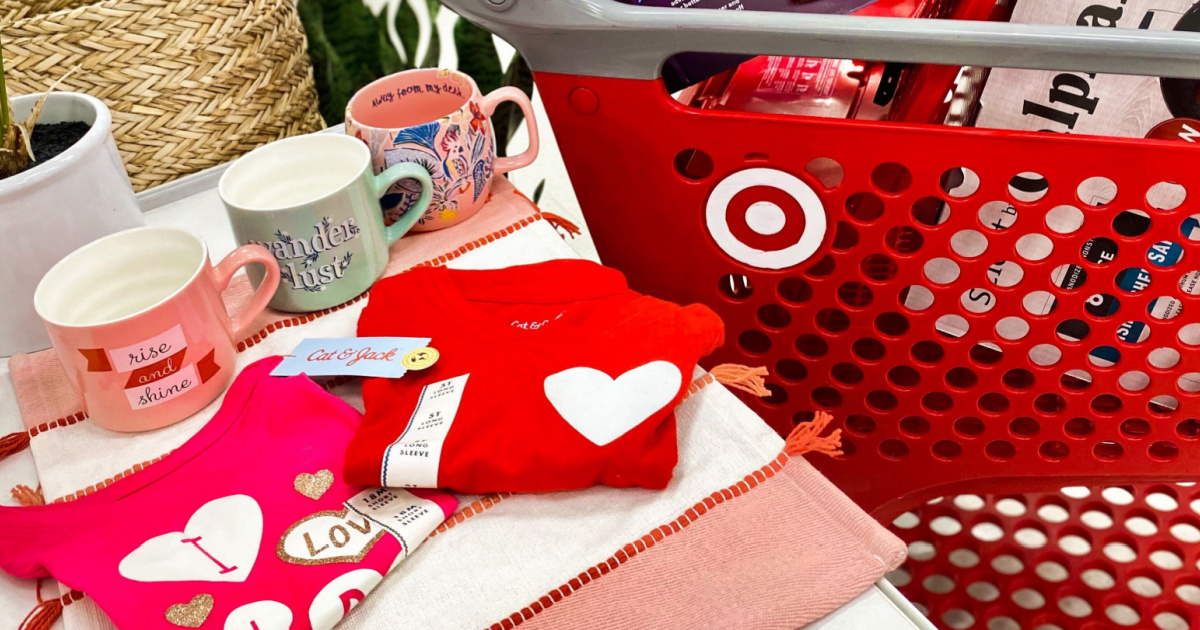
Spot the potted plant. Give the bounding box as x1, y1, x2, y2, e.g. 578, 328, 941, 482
0, 34, 143, 356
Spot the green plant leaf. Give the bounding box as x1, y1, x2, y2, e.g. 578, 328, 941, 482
0, 33, 10, 132
299, 0, 402, 125
454, 18, 503, 94
532, 178, 546, 205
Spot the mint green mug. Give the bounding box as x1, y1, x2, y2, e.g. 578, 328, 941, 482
219, 134, 432, 313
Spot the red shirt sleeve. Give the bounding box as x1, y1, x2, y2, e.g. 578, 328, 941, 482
679, 303, 725, 357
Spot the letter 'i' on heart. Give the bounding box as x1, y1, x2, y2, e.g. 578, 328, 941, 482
165, 594, 214, 628
544, 361, 683, 446
119, 495, 263, 583
295, 469, 335, 500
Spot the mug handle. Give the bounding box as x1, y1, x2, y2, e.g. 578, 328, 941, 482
480, 87, 540, 175
213, 244, 281, 339
375, 163, 434, 245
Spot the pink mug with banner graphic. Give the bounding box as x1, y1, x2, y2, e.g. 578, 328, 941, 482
34, 227, 280, 432
345, 68, 539, 231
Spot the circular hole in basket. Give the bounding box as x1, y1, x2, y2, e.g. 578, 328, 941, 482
778, 277, 812, 304
1082, 507, 1114, 529
875, 312, 910, 337
1037, 558, 1070, 581
1150, 394, 1180, 415
831, 221, 859, 251
967, 581, 1001, 602
775, 358, 807, 382
804, 156, 844, 189
1128, 574, 1164, 597
980, 392, 1011, 414
757, 304, 791, 329
1058, 595, 1093, 618
811, 387, 843, 409
803, 255, 836, 279
940, 166, 980, 198
1029, 343, 1063, 366
794, 334, 828, 358
1154, 611, 1190, 630
1116, 267, 1153, 294
718, 274, 753, 300
885, 226, 923, 255
1171, 520, 1200, 544
1094, 441, 1124, 461
1012, 587, 1046, 610
845, 413, 876, 435
912, 196, 951, 226
969, 342, 1004, 366
980, 201, 1019, 231
1179, 323, 1200, 346
924, 257, 961, 285
1051, 264, 1088, 291
1148, 240, 1184, 268
949, 547, 980, 567
1079, 176, 1118, 207
1177, 418, 1200, 439
1090, 345, 1122, 368
1107, 603, 1143, 627
992, 553, 1025, 575
1060, 369, 1093, 391
762, 383, 788, 405
1041, 440, 1070, 461
871, 162, 912, 194
839, 438, 856, 457
923, 391, 954, 413
901, 415, 931, 436
1009, 171, 1049, 203
932, 440, 963, 459
1150, 296, 1185, 321
837, 282, 874, 308
954, 416, 985, 436
852, 338, 886, 361
1114, 208, 1153, 238
961, 288, 997, 314
1081, 236, 1119, 266
935, 314, 970, 339
1016, 233, 1055, 261
1086, 292, 1121, 318
899, 285, 935, 312
831, 362, 864, 385
1091, 394, 1123, 415
1023, 290, 1058, 316
1003, 369, 1036, 390
1183, 214, 1200, 242
1047, 205, 1085, 234
888, 366, 921, 388
1010, 417, 1040, 438
951, 229, 989, 258
674, 148, 713, 180
879, 439, 909, 459
1147, 490, 1179, 511
1150, 441, 1180, 461
1120, 371, 1151, 392
986, 440, 1016, 460
1180, 270, 1200, 295
1103, 486, 1136, 505
1036, 499, 1068, 523
1034, 393, 1066, 415
911, 340, 945, 364
922, 573, 956, 594
996, 317, 1030, 341
815, 308, 850, 333
1121, 418, 1151, 439
942, 609, 975, 630
866, 390, 898, 411
861, 254, 898, 282
1147, 181, 1186, 211
846, 192, 885, 223
947, 367, 979, 390
930, 515, 963, 536
1065, 417, 1096, 438
1056, 318, 1090, 343
737, 330, 771, 355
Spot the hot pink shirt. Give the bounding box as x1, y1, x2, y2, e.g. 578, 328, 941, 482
0, 357, 456, 630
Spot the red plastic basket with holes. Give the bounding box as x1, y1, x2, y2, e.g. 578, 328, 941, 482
444, 1, 1200, 628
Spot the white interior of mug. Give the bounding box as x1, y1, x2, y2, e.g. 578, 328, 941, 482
219, 134, 369, 211
35, 227, 207, 327
348, 69, 476, 129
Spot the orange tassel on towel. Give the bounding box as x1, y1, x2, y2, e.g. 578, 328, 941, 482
12, 484, 45, 506
710, 364, 769, 397
541, 212, 582, 238
20, 579, 84, 630
784, 411, 843, 457
0, 430, 31, 461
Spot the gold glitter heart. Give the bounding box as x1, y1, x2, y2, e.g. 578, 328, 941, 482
294, 469, 334, 500
165, 594, 213, 628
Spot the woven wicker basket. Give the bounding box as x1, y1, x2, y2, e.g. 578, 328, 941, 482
1, 0, 90, 22
2, 0, 324, 190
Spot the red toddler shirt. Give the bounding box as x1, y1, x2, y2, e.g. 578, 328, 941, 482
345, 260, 724, 494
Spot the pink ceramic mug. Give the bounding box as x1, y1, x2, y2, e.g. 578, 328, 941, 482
33, 227, 280, 432
345, 68, 539, 231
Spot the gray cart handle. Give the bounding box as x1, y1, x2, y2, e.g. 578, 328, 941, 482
440, 0, 1200, 80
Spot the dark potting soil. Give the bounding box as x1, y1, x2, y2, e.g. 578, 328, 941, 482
13, 121, 91, 175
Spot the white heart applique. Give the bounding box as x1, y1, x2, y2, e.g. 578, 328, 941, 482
544, 361, 683, 446
119, 495, 263, 583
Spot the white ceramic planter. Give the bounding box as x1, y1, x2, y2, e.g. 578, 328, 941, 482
0, 92, 143, 356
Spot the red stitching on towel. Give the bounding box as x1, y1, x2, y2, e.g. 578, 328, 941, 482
428, 493, 510, 538
482, 453, 796, 630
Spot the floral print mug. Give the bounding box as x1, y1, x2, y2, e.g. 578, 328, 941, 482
345, 68, 540, 231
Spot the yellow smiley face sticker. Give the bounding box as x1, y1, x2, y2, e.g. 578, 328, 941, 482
402, 347, 439, 370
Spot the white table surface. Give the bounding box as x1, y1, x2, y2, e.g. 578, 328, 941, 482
0, 156, 930, 630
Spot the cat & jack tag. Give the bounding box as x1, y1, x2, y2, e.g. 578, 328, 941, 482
271, 337, 431, 379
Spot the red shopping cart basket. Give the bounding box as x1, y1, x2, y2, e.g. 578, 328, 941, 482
446, 1, 1200, 627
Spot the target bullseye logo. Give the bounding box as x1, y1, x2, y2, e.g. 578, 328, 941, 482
705, 168, 826, 270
